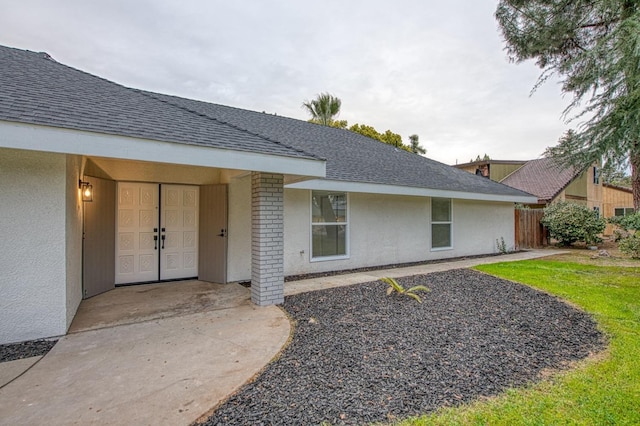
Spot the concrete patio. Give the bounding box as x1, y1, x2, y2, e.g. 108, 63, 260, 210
0, 281, 290, 426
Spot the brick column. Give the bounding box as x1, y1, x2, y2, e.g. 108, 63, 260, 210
251, 172, 284, 305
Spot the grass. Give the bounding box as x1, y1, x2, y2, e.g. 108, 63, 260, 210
395, 259, 640, 426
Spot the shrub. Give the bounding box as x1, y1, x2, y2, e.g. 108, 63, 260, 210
610, 212, 640, 258
619, 233, 640, 258
541, 201, 606, 246
609, 212, 640, 232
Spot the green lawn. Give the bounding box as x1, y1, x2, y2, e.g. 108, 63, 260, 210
397, 260, 640, 426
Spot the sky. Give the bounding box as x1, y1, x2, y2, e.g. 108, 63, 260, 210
0, 0, 576, 165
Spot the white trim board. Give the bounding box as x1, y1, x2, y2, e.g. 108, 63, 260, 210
0, 120, 326, 177
286, 179, 538, 204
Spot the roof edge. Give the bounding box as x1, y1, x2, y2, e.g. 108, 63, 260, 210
286, 179, 538, 203
0, 120, 326, 177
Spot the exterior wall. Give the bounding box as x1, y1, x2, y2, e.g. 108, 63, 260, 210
226, 188, 516, 282
455, 162, 525, 182
227, 175, 252, 282
491, 164, 524, 182
564, 166, 603, 211
0, 149, 69, 343
284, 191, 515, 276
564, 172, 588, 199
586, 166, 603, 211
446, 199, 516, 256
603, 185, 634, 235
65, 155, 83, 328
284, 191, 430, 276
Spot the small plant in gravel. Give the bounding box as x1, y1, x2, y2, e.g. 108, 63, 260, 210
496, 237, 508, 254
380, 277, 430, 303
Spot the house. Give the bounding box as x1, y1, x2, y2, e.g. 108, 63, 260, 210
454, 159, 526, 181
0, 45, 535, 344
456, 158, 603, 211
603, 183, 635, 235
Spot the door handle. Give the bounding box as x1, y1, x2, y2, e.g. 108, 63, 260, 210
217, 228, 227, 237
161, 234, 165, 249
154, 235, 158, 250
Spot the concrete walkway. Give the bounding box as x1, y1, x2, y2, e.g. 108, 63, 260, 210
286, 249, 564, 296
0, 249, 562, 425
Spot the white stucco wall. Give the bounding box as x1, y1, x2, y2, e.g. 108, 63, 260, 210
430, 198, 515, 260
65, 155, 83, 329
0, 149, 69, 343
225, 188, 516, 282
283, 190, 431, 276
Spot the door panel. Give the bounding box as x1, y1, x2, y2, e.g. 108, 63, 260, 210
83, 176, 116, 298
115, 182, 160, 284
198, 185, 228, 283
160, 185, 199, 280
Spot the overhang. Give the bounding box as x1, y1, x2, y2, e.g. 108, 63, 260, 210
286, 179, 538, 204
0, 120, 326, 178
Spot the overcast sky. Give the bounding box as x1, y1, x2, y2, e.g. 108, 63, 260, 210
0, 0, 575, 165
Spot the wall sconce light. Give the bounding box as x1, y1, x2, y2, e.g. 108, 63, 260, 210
79, 180, 93, 202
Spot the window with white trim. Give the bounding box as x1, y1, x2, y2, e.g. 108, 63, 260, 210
311, 191, 348, 259
431, 197, 452, 249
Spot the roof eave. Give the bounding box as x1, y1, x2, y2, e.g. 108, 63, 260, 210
285, 179, 538, 204
0, 120, 326, 177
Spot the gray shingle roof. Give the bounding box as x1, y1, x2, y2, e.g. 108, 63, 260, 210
0, 44, 532, 199
501, 157, 582, 203
0, 45, 317, 160
146, 92, 532, 198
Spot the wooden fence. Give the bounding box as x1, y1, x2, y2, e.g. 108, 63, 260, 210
515, 208, 547, 249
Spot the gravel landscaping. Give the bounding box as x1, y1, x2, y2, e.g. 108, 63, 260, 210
199, 269, 605, 426
0, 339, 58, 363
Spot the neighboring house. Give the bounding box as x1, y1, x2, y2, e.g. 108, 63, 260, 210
0, 45, 535, 344
455, 160, 526, 182
603, 183, 635, 235
457, 158, 603, 211
457, 158, 604, 248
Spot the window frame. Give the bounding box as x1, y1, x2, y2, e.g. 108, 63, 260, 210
615, 207, 635, 217
431, 197, 453, 251
310, 190, 350, 262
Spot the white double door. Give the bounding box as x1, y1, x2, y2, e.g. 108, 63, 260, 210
115, 183, 199, 284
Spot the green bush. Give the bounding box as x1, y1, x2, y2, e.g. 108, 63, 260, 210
541, 201, 606, 246
619, 233, 640, 258
609, 212, 640, 232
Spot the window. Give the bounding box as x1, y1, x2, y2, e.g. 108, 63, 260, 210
311, 191, 348, 259
593, 166, 600, 184
593, 206, 600, 218
431, 198, 452, 249
614, 207, 635, 217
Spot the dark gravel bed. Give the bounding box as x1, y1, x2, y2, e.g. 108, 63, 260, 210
0, 339, 58, 363
199, 269, 604, 426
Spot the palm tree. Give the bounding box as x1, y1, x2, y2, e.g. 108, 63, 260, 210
302, 93, 342, 126
409, 134, 426, 154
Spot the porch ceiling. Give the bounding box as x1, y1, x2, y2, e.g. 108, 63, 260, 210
85, 156, 316, 185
